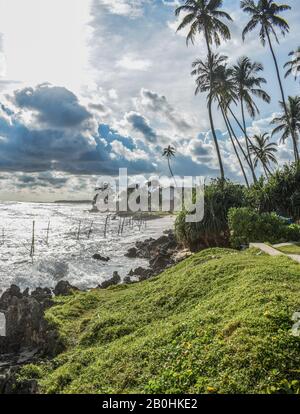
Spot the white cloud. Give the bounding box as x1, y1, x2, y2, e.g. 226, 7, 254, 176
96, 0, 147, 18
116, 55, 152, 71
110, 140, 148, 161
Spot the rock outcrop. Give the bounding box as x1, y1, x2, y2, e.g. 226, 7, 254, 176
92, 254, 110, 262
99, 272, 121, 289
124, 230, 189, 282
53, 281, 79, 297
0, 285, 63, 356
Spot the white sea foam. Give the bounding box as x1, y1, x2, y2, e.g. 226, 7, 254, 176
0, 202, 174, 294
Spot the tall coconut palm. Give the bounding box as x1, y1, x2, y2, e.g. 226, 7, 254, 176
231, 56, 271, 182
271, 96, 300, 155
250, 133, 278, 177
241, 0, 299, 162
176, 0, 233, 180
209, 59, 251, 187
162, 145, 177, 186
284, 47, 300, 81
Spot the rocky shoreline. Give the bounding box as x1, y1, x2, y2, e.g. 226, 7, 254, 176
0, 230, 191, 394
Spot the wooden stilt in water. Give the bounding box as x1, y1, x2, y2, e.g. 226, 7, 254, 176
30, 221, 35, 262
77, 221, 81, 241
46, 221, 50, 246
88, 221, 94, 239
104, 215, 109, 238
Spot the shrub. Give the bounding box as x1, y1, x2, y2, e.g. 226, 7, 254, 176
284, 224, 300, 242
175, 180, 246, 250
228, 208, 300, 248
246, 163, 300, 220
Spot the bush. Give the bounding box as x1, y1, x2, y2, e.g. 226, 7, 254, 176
228, 208, 300, 249
175, 180, 246, 251
246, 163, 300, 220
284, 224, 300, 242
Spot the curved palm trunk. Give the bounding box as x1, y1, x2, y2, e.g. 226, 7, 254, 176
228, 106, 258, 183
167, 157, 177, 188
264, 163, 273, 177
262, 164, 269, 179
226, 113, 252, 170
219, 102, 249, 187
241, 99, 257, 183
266, 31, 300, 163
204, 28, 225, 181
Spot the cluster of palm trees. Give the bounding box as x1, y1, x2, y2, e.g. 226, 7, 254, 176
172, 0, 300, 187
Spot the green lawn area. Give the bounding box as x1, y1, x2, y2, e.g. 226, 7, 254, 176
19, 248, 300, 394
276, 244, 300, 255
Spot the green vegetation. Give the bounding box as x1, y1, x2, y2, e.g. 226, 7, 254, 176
175, 180, 246, 250
228, 208, 300, 248
276, 243, 300, 255
176, 163, 300, 250
20, 248, 300, 394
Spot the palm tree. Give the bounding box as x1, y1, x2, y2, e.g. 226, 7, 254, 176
162, 145, 177, 186
241, 0, 299, 162
176, 0, 233, 180
285, 47, 300, 81
250, 133, 278, 177
271, 96, 300, 156
231, 56, 271, 182
207, 58, 251, 187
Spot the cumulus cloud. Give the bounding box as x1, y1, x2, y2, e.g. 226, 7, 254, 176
136, 88, 192, 132
116, 55, 152, 71
12, 84, 92, 129
119, 111, 158, 143
0, 85, 158, 176
110, 140, 148, 161
95, 0, 147, 18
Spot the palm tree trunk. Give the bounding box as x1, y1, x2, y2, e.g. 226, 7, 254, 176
266, 30, 299, 163
168, 157, 177, 187
228, 106, 258, 183
219, 102, 249, 187
226, 113, 252, 170
204, 28, 225, 181
262, 164, 269, 179
241, 99, 257, 183
264, 163, 273, 177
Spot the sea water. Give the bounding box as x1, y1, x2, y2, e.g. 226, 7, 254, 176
0, 202, 174, 294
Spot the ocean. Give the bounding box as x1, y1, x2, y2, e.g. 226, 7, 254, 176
0, 202, 174, 294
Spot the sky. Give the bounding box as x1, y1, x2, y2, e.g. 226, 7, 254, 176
0, 0, 299, 201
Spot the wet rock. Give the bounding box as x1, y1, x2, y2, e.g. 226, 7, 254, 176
125, 247, 138, 258
92, 254, 110, 262
0, 285, 64, 357
31, 287, 52, 306
100, 272, 121, 289
0, 285, 23, 311
125, 231, 179, 261
123, 276, 132, 284
53, 281, 78, 297
150, 254, 173, 272
131, 267, 153, 280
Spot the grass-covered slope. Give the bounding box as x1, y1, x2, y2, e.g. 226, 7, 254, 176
276, 244, 300, 255
20, 248, 300, 394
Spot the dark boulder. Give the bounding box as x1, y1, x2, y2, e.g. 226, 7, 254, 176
100, 272, 121, 289
123, 276, 132, 284
125, 247, 138, 258
0, 285, 64, 357
53, 281, 78, 297
92, 254, 110, 262
0, 285, 23, 311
